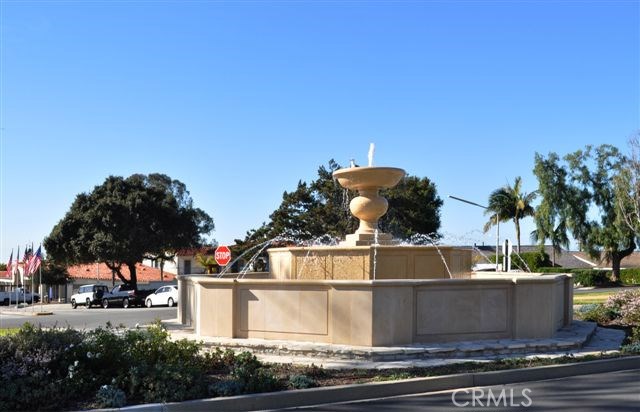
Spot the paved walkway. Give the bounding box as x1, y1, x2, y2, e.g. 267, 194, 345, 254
163, 320, 626, 369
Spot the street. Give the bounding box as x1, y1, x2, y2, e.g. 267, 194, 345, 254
292, 369, 640, 412
0, 303, 176, 329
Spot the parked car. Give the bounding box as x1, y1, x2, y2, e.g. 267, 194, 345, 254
0, 288, 40, 305
71, 284, 109, 309
101, 284, 155, 308
145, 285, 178, 308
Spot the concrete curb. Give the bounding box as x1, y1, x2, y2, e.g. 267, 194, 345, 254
1, 310, 53, 316
112, 355, 640, 412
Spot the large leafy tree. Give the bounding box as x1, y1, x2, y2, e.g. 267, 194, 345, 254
483, 176, 537, 253
44, 173, 214, 289
234, 160, 442, 256
533, 145, 635, 281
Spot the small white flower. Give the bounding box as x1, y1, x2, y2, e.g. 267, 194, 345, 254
74, 360, 79, 367
87, 352, 94, 359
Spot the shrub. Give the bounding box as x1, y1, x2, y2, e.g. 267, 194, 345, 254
289, 374, 316, 389
604, 290, 640, 325
538, 267, 573, 273
511, 251, 552, 272
621, 268, 640, 285
575, 304, 615, 324
95, 384, 126, 408
0, 323, 85, 411
0, 322, 222, 410
209, 380, 243, 397
571, 270, 610, 287
231, 352, 281, 394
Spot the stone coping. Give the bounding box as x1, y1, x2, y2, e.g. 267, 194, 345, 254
184, 274, 570, 286
165, 320, 599, 363
268, 245, 460, 252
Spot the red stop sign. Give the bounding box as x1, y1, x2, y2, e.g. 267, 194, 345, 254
215, 245, 231, 266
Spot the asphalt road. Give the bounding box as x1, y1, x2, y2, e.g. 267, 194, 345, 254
0, 303, 176, 329
293, 369, 640, 412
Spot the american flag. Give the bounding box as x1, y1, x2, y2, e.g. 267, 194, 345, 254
22, 246, 32, 279
26, 246, 42, 276
4, 250, 12, 279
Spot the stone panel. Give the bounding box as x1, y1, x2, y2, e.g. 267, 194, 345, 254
416, 287, 509, 335
414, 254, 447, 279
374, 255, 409, 279
331, 252, 368, 280
296, 254, 327, 280
238, 287, 328, 336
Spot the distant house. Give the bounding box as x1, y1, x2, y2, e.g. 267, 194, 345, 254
143, 246, 218, 275
50, 263, 175, 303
471, 244, 640, 270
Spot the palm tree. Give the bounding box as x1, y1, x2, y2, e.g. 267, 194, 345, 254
195, 253, 218, 274
483, 177, 537, 253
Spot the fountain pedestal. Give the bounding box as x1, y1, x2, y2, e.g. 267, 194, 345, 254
332, 166, 405, 246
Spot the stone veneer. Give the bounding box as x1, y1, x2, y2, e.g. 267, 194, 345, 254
178, 273, 573, 346
267, 245, 472, 280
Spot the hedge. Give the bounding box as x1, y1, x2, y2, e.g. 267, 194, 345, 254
621, 268, 640, 285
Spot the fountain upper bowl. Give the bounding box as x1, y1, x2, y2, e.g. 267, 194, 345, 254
333, 167, 406, 191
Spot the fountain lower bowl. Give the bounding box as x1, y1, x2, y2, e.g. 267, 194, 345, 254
268, 245, 471, 280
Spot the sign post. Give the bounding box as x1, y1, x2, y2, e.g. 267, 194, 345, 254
215, 245, 231, 267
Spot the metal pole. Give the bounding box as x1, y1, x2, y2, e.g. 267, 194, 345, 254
496, 212, 500, 272
39, 264, 43, 313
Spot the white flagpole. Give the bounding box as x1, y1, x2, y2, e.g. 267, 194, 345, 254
15, 246, 19, 309
39, 263, 43, 313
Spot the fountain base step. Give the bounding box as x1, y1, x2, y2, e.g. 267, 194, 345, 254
164, 321, 618, 365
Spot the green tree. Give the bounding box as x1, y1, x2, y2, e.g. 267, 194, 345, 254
614, 134, 640, 236
533, 145, 636, 281
381, 175, 443, 239
483, 177, 537, 253
44, 173, 214, 289
234, 160, 443, 256
0, 263, 6, 271
37, 260, 70, 285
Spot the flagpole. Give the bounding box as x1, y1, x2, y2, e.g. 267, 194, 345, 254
31, 242, 34, 310
39, 263, 43, 313
15, 246, 19, 310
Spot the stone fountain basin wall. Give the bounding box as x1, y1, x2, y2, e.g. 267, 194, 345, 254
178, 274, 572, 346
268, 246, 472, 280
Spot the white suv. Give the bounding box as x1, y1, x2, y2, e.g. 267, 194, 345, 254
71, 284, 109, 309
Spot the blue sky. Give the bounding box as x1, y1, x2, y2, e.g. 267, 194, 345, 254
1, 0, 638, 262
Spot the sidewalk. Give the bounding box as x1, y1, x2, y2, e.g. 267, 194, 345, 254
0, 302, 68, 316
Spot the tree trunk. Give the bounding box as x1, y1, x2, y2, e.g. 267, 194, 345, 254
610, 237, 636, 283
611, 255, 621, 283
105, 262, 129, 286
127, 262, 138, 290
515, 219, 521, 254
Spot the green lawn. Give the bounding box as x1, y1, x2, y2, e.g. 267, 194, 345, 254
573, 292, 614, 305
0, 328, 20, 337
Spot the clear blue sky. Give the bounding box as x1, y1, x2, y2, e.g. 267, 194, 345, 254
1, 0, 638, 262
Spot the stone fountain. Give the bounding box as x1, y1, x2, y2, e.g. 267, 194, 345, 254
268, 164, 470, 280
177, 154, 573, 347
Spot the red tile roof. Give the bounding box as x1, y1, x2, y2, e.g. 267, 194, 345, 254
67, 263, 174, 283
0, 270, 9, 279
